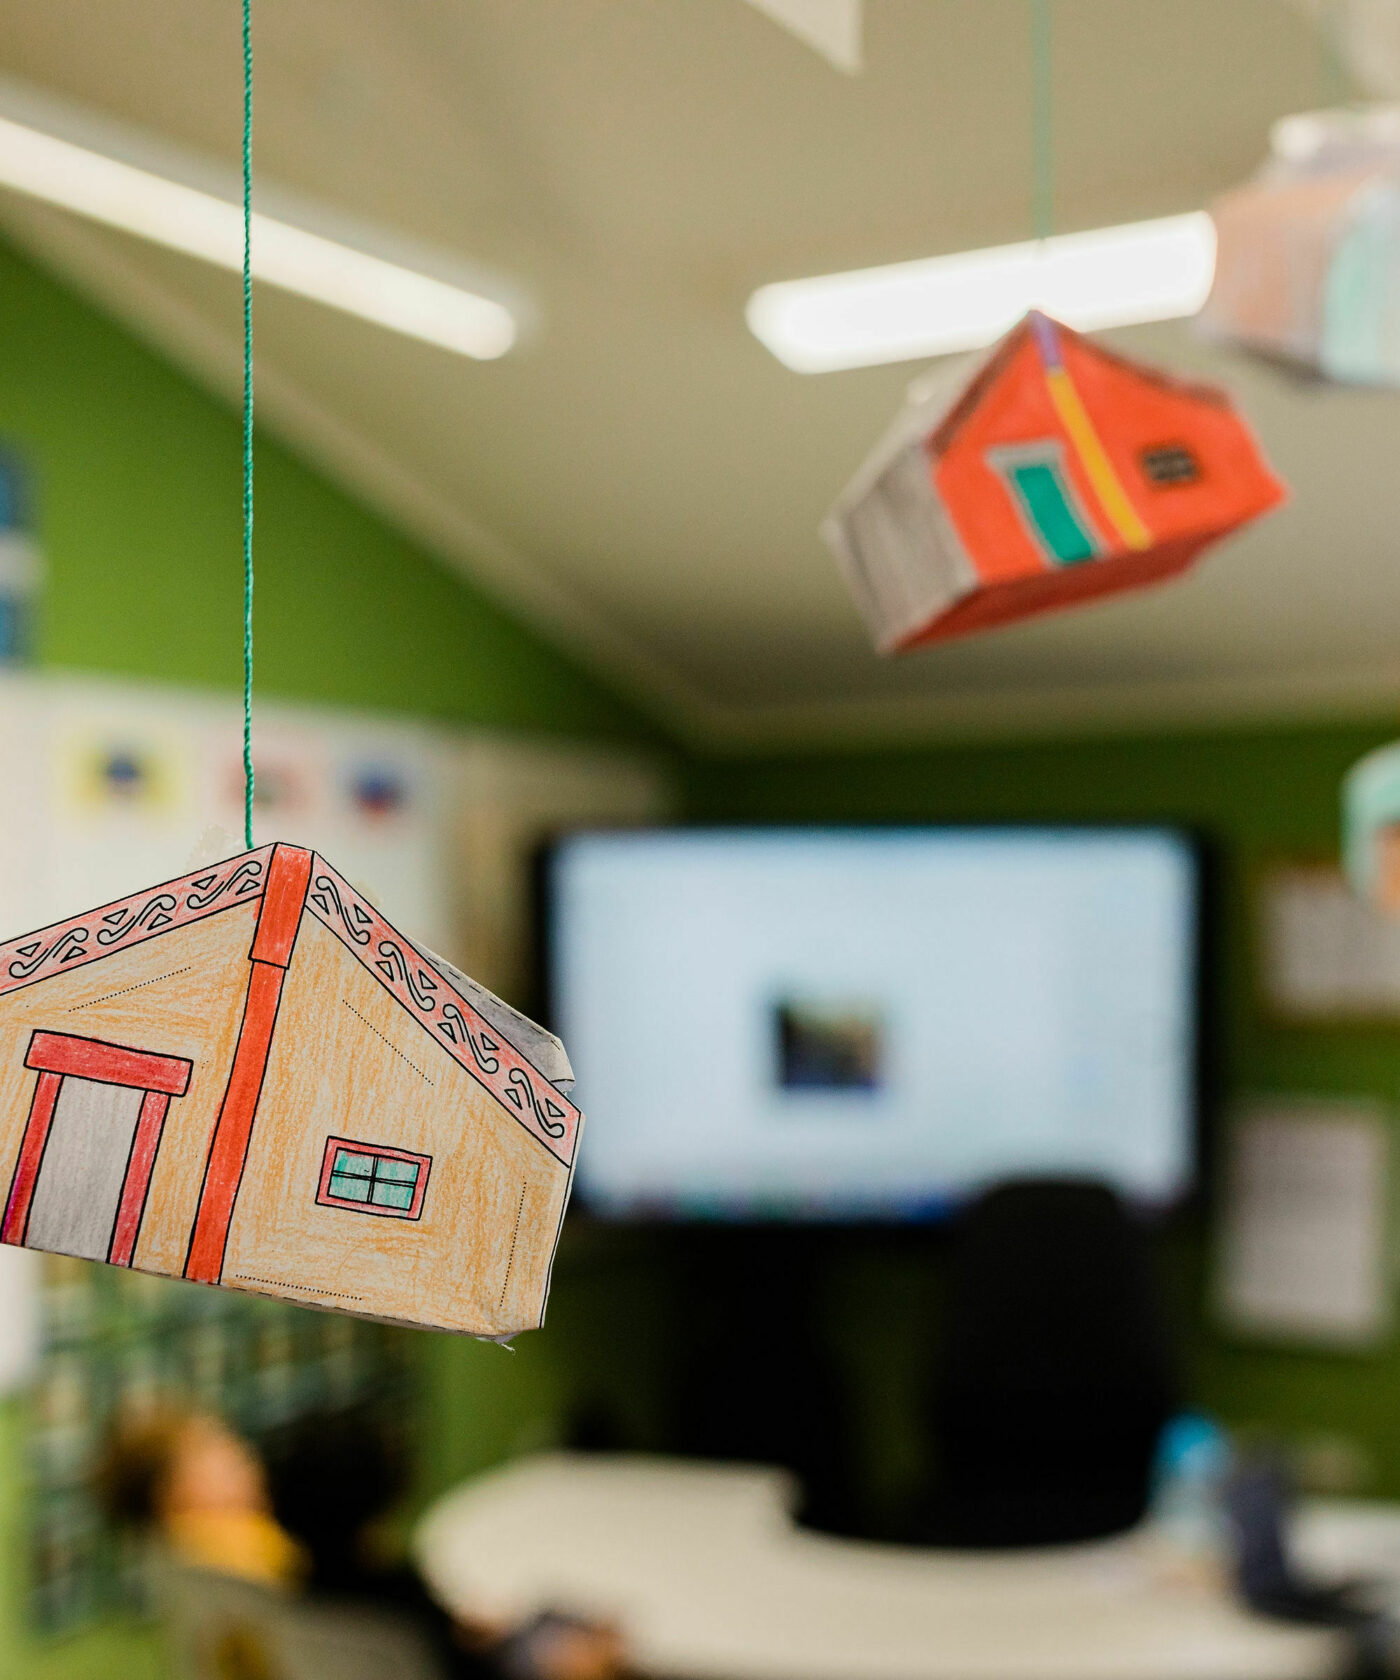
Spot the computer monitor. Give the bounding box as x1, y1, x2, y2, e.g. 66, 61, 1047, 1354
545, 827, 1199, 1223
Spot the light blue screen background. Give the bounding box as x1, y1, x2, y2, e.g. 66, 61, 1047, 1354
550, 829, 1196, 1221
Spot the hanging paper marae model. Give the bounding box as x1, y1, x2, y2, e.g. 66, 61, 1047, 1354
0, 845, 581, 1337
823, 311, 1286, 652
1202, 106, 1400, 384
1342, 742, 1400, 912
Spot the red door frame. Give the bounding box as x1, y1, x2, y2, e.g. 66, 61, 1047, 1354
1, 1030, 193, 1263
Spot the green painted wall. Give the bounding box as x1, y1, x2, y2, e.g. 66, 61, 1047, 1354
1, 241, 656, 740
0, 237, 663, 1678
683, 721, 1400, 1502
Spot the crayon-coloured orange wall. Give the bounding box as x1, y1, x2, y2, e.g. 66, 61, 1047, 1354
225, 913, 570, 1335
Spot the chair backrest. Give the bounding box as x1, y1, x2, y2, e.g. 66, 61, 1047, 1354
925, 1178, 1177, 1546
156, 1563, 446, 1680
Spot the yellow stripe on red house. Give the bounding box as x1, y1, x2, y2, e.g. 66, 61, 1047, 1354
1044, 367, 1153, 551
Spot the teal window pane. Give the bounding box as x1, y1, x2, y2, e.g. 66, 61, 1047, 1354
1007, 461, 1097, 565
324, 1143, 425, 1214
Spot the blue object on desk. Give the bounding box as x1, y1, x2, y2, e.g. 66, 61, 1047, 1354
1149, 1412, 1231, 1571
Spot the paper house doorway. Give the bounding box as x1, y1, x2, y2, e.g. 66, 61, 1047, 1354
2, 1032, 192, 1267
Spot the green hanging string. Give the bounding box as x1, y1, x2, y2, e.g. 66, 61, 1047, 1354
1029, 0, 1053, 242
1317, 0, 1347, 108
241, 0, 255, 850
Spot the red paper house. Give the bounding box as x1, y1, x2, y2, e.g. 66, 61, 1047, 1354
823, 312, 1286, 652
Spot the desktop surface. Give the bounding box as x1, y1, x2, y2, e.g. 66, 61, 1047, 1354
417, 1454, 1366, 1680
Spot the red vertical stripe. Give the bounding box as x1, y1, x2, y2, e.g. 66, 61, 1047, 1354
250, 845, 313, 967
109, 1090, 171, 1267
184, 845, 310, 1285
2, 1071, 62, 1246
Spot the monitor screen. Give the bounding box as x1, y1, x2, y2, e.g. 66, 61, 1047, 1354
546, 827, 1198, 1223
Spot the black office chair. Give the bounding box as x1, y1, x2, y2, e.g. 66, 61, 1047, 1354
911, 1178, 1177, 1547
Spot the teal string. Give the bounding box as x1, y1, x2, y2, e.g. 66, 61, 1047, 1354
241, 0, 255, 850
1029, 0, 1053, 242
1317, 0, 1347, 107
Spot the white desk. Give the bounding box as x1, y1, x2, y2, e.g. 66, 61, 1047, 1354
415, 1454, 1400, 1680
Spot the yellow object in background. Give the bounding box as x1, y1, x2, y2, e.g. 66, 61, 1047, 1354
166, 1508, 305, 1591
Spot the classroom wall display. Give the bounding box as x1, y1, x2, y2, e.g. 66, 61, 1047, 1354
0, 842, 580, 1337
1343, 740, 1400, 912
822, 311, 1286, 652
1202, 106, 1400, 384
1213, 1102, 1391, 1348
1257, 861, 1400, 1019
0, 671, 447, 952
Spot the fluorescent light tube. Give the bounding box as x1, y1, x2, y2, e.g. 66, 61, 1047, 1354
0, 93, 516, 360
747, 213, 1217, 373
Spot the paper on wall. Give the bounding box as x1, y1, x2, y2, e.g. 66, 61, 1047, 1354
1259, 865, 1400, 1018
1214, 1103, 1390, 1347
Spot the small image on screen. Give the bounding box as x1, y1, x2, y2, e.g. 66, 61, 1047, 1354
774, 999, 883, 1093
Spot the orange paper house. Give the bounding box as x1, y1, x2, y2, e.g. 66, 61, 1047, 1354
0, 845, 581, 1338
823, 311, 1286, 651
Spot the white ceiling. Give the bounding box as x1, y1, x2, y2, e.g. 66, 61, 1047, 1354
0, 0, 1392, 749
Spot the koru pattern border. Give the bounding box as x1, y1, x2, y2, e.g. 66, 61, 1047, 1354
0, 849, 272, 1002
305, 859, 580, 1168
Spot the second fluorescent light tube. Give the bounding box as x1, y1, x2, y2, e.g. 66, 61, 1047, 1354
747, 214, 1218, 373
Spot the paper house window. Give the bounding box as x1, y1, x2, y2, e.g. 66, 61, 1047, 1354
316, 1137, 429, 1220
992, 445, 1101, 565
2, 1031, 193, 1268
1140, 444, 1201, 487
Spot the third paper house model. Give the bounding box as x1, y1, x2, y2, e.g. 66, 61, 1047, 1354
1200, 108, 1400, 386
824, 311, 1286, 652
0, 844, 581, 1338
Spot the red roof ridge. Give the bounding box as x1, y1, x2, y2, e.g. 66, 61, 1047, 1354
927, 311, 1233, 460
0, 846, 274, 1002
